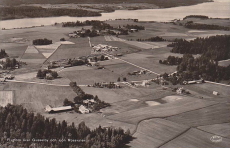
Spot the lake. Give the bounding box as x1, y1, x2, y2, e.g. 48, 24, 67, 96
0, 0, 229, 29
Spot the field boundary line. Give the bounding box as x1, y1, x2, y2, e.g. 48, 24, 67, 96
157, 127, 191, 148
205, 80, 230, 87
43, 44, 62, 64
195, 127, 230, 139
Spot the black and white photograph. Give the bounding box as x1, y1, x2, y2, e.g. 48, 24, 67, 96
0, 0, 230, 147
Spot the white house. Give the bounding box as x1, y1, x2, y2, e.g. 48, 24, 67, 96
79, 105, 90, 114
213, 91, 219, 96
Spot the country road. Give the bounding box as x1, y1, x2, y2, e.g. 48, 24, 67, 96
5, 80, 88, 87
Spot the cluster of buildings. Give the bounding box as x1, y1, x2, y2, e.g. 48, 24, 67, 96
92, 82, 121, 89
132, 80, 151, 87
128, 70, 148, 75
45, 104, 90, 114
92, 44, 119, 53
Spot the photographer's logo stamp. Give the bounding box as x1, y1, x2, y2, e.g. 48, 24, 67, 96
210, 135, 222, 143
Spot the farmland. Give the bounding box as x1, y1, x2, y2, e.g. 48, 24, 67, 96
107, 97, 217, 124
128, 118, 189, 148
0, 91, 14, 107
166, 103, 230, 127
0, 15, 230, 148
160, 128, 230, 148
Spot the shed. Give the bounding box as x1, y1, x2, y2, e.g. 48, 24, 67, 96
45, 105, 73, 113
213, 91, 219, 96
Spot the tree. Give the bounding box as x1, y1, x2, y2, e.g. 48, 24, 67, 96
36, 70, 42, 78
123, 77, 127, 82
60, 38, 66, 41
51, 71, 58, 78
117, 77, 120, 82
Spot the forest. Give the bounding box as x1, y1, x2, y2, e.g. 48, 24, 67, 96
0, 104, 132, 148
0, 0, 211, 8
161, 35, 230, 83
183, 15, 209, 20
62, 20, 114, 30
0, 6, 101, 20
168, 35, 230, 61
184, 22, 230, 31
136, 36, 166, 42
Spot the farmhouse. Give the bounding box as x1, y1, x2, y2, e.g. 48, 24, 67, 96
45, 105, 73, 113
213, 91, 219, 96
177, 87, 185, 94
79, 105, 90, 114
83, 99, 95, 104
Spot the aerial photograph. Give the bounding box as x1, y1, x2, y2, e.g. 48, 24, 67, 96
0, 0, 229, 147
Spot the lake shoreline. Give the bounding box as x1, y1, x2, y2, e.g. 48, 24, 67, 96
0, 0, 229, 29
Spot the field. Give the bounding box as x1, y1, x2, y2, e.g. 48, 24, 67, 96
45, 38, 92, 63
2, 82, 76, 112
128, 118, 189, 148
81, 86, 155, 104
107, 97, 217, 124
0, 91, 14, 107
60, 68, 119, 85
197, 123, 230, 138
43, 111, 136, 132
160, 128, 230, 148
1, 16, 230, 148
120, 51, 177, 74
166, 103, 230, 127
184, 82, 230, 97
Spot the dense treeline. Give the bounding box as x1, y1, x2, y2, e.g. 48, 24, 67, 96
0, 58, 18, 69
168, 35, 230, 61
0, 104, 132, 148
137, 36, 166, 42
36, 69, 58, 80
0, 6, 101, 20
62, 20, 113, 30
33, 38, 52, 45
0, 0, 211, 8
0, 49, 8, 59
177, 54, 230, 82
159, 56, 183, 65
124, 24, 145, 30
184, 22, 230, 31
161, 54, 230, 84
183, 15, 209, 20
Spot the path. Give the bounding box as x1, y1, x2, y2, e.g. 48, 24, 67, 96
5, 80, 88, 87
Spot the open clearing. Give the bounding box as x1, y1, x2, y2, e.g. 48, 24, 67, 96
45, 38, 91, 63
107, 97, 217, 124
128, 118, 189, 148
60, 68, 119, 85
120, 52, 177, 74
43, 112, 136, 132
166, 103, 230, 127
160, 128, 230, 148
2, 82, 76, 112
197, 123, 230, 138
82, 86, 154, 104
184, 83, 230, 97
0, 91, 14, 107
